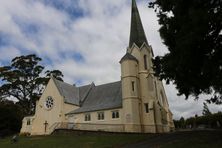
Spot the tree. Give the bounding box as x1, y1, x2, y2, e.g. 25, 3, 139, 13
45, 70, 64, 82
179, 117, 185, 128
149, 0, 222, 103
0, 54, 63, 115
202, 102, 212, 116
0, 100, 23, 137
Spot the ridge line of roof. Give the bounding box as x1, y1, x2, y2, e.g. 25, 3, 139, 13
52, 77, 65, 98
79, 83, 94, 106
93, 80, 121, 87
53, 78, 76, 87
54, 78, 121, 88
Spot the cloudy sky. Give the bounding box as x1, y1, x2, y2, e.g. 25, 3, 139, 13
0, 0, 221, 119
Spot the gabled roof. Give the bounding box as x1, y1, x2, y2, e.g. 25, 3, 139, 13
79, 83, 94, 105
129, 0, 148, 48
67, 81, 122, 114
53, 78, 92, 106
51, 77, 122, 113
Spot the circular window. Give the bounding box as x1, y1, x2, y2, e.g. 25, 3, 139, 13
45, 96, 54, 110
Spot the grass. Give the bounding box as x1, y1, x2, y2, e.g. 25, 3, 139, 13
160, 130, 222, 148
0, 130, 222, 148
0, 132, 146, 148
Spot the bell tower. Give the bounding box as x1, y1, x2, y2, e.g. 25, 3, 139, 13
121, 0, 174, 133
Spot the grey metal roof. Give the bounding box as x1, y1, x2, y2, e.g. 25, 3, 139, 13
52, 77, 122, 113
53, 78, 92, 105
78, 83, 94, 105
67, 81, 122, 114
120, 53, 138, 63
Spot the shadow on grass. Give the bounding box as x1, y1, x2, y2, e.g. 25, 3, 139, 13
0, 130, 222, 148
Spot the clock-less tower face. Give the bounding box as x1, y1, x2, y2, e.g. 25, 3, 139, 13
44, 96, 54, 110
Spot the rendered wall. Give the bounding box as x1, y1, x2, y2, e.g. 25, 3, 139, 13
67, 108, 124, 132
124, 44, 174, 133
121, 57, 142, 133
29, 78, 78, 135
20, 116, 34, 134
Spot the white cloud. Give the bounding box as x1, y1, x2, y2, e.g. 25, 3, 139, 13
164, 82, 222, 119
0, 0, 221, 119
0, 46, 21, 61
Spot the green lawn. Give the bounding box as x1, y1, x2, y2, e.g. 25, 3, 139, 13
0, 130, 222, 148
160, 130, 222, 148
0, 133, 146, 148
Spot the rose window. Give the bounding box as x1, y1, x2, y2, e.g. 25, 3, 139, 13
45, 96, 54, 109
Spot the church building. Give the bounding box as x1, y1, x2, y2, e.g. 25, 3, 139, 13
20, 0, 174, 135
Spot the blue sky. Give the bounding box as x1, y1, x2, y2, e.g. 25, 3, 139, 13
0, 0, 221, 119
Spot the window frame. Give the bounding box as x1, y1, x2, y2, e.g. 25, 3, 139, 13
144, 103, 149, 113
112, 110, 120, 119
97, 112, 105, 120
44, 96, 54, 110
144, 55, 148, 70
131, 81, 135, 91
84, 114, 91, 121
27, 119, 31, 125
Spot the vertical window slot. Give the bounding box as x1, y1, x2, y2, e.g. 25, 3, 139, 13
144, 55, 148, 70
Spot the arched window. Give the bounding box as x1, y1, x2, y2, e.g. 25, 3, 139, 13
27, 119, 31, 125
144, 55, 148, 70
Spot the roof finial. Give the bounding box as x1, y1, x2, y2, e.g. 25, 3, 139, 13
129, 0, 148, 48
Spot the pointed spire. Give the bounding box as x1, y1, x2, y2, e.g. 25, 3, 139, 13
129, 0, 148, 48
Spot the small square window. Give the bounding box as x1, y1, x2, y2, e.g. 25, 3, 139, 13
98, 112, 104, 120
112, 111, 119, 119
85, 114, 91, 121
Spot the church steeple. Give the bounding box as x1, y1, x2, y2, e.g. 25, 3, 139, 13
129, 0, 148, 48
